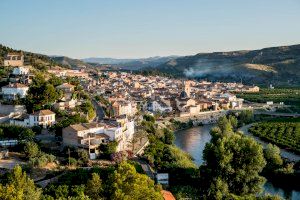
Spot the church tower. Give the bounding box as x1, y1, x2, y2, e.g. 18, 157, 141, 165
184, 81, 191, 97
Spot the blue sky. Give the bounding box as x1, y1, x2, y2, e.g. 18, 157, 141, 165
0, 0, 300, 58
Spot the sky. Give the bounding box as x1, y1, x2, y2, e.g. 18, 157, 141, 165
0, 0, 300, 59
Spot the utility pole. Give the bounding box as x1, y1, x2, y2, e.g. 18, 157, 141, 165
68, 148, 70, 167
88, 135, 91, 159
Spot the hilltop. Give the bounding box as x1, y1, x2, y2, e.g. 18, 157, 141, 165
0, 44, 63, 70
82, 56, 178, 70
52, 56, 95, 69
0, 44, 92, 70
150, 44, 300, 86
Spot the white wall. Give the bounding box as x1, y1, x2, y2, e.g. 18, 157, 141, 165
2, 87, 29, 98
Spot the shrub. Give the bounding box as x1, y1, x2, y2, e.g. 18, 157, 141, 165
68, 157, 77, 166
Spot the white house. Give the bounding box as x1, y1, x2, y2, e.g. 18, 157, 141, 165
220, 93, 237, 101
12, 66, 30, 75
10, 114, 30, 127
56, 83, 75, 93
29, 109, 56, 128
1, 83, 29, 100
147, 100, 172, 113
54, 99, 77, 110
62, 119, 135, 158
231, 98, 244, 109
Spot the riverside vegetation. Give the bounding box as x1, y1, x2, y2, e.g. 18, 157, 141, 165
141, 113, 294, 199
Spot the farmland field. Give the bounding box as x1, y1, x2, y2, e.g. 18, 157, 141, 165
236, 88, 300, 105
249, 119, 300, 154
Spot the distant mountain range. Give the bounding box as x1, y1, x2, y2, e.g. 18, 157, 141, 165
82, 56, 178, 70
150, 44, 300, 86
1, 43, 300, 86
51, 56, 95, 69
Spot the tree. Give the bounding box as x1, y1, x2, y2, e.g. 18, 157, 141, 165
238, 110, 254, 126
202, 129, 266, 198
19, 128, 35, 141
85, 173, 102, 199
111, 162, 163, 200
264, 144, 283, 171
143, 114, 155, 123
25, 74, 60, 113
217, 116, 234, 135
79, 100, 96, 120
48, 75, 63, 87
0, 165, 41, 200
52, 185, 69, 199
163, 128, 175, 145
24, 141, 39, 159
100, 141, 118, 158
0, 128, 4, 138
43, 84, 59, 105
141, 120, 156, 133
228, 115, 238, 130
77, 149, 89, 166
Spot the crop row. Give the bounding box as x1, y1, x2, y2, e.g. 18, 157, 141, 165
249, 122, 300, 153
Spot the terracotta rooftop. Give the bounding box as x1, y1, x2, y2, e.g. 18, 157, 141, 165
2, 83, 28, 88
64, 123, 106, 132
161, 190, 176, 200
64, 124, 87, 132
6, 52, 23, 56
31, 109, 55, 116
56, 83, 75, 89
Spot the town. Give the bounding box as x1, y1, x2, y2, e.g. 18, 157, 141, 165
0, 51, 299, 200
1, 1, 300, 199
0, 52, 260, 159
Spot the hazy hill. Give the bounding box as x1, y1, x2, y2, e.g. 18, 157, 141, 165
152, 44, 300, 86
51, 56, 95, 69
82, 56, 178, 70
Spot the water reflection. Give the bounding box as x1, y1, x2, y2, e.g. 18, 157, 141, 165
175, 125, 213, 165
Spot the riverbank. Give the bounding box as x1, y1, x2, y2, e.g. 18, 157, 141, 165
239, 123, 300, 162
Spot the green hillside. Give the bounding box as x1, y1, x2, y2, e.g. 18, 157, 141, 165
0, 44, 64, 70
151, 44, 300, 86
0, 44, 93, 70
52, 56, 95, 69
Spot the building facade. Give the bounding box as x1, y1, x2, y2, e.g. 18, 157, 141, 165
29, 109, 56, 128
62, 119, 135, 158
4, 52, 24, 67
1, 83, 29, 100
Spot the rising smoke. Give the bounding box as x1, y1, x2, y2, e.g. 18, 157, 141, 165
183, 59, 237, 78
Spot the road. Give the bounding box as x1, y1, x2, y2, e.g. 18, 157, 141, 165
92, 99, 105, 121
0, 158, 25, 169
133, 158, 155, 179
254, 111, 300, 117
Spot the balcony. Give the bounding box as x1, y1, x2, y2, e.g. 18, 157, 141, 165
78, 133, 110, 149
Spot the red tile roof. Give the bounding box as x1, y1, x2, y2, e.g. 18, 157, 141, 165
161, 190, 176, 200
32, 109, 55, 116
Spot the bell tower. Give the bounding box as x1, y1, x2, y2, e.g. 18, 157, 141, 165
184, 81, 191, 97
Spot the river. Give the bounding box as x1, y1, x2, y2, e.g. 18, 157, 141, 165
174, 125, 300, 200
